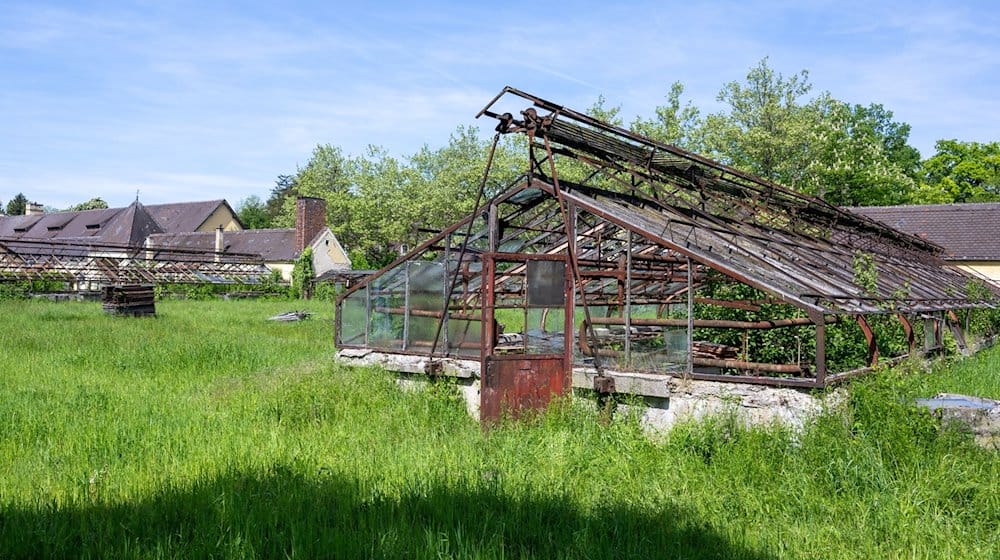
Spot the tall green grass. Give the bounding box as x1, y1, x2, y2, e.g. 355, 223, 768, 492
0, 300, 997, 558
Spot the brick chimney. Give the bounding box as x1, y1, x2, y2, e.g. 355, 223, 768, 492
295, 197, 327, 252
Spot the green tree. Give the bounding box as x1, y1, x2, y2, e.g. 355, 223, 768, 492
65, 197, 109, 211
265, 174, 297, 223
277, 144, 356, 230
6, 193, 27, 216
700, 58, 815, 182
697, 58, 917, 206
236, 195, 271, 229
291, 246, 314, 299
270, 128, 523, 268
630, 81, 702, 149
587, 95, 624, 127
342, 145, 413, 266
913, 140, 1000, 203
796, 96, 915, 206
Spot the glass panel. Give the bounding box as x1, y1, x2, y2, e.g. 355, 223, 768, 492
494, 262, 524, 309
407, 262, 444, 312
527, 260, 565, 307
369, 266, 405, 351
405, 261, 445, 354
656, 302, 689, 373
580, 302, 689, 374
407, 316, 442, 353
339, 287, 368, 346
447, 319, 481, 358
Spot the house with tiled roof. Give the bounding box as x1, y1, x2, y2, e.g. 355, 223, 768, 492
0, 197, 350, 284
0, 199, 240, 242
849, 202, 1000, 282
148, 198, 350, 281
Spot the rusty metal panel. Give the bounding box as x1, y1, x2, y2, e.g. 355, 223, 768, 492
481, 356, 567, 423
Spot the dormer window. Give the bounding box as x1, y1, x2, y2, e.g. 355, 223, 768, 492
86, 224, 100, 230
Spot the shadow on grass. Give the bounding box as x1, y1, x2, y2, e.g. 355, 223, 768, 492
2, 466, 773, 559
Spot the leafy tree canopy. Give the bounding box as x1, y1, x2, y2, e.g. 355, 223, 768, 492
5, 193, 27, 216
911, 140, 1000, 203
270, 129, 523, 267
630, 81, 702, 149
235, 195, 271, 229
261, 58, 991, 267
64, 197, 109, 211
696, 59, 916, 206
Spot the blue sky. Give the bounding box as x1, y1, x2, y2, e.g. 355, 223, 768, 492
1, 0, 997, 210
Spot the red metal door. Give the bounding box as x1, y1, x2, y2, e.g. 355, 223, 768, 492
481, 253, 572, 423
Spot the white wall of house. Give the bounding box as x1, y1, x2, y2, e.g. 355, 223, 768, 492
956, 262, 1000, 284
198, 205, 242, 232
310, 228, 351, 276
266, 262, 294, 282
265, 229, 350, 283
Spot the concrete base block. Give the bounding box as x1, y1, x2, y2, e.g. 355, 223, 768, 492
336, 350, 836, 431
917, 393, 1000, 450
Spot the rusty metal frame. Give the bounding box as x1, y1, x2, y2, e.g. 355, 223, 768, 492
0, 237, 270, 285
334, 87, 1000, 389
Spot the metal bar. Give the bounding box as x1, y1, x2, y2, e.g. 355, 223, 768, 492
482, 254, 496, 364
371, 307, 481, 321
856, 315, 879, 367
897, 313, 914, 354
442, 236, 451, 353
687, 372, 820, 388
824, 354, 911, 385
402, 262, 410, 351
813, 310, 827, 386
692, 357, 803, 374
364, 285, 371, 347
587, 316, 827, 329
625, 230, 632, 366
687, 256, 694, 376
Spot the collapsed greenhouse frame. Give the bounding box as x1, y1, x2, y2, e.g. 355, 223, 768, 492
335, 87, 1000, 398
0, 237, 271, 286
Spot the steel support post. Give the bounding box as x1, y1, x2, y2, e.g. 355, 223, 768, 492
624, 230, 632, 366
686, 256, 694, 376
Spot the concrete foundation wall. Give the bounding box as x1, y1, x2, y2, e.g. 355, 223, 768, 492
336, 349, 839, 431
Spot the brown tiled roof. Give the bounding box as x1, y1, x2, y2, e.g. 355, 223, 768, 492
0, 203, 163, 245
848, 203, 1000, 260
0, 200, 231, 244
98, 203, 165, 245
145, 200, 229, 232
147, 229, 299, 262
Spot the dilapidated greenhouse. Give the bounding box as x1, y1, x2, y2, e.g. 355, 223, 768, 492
336, 87, 1000, 421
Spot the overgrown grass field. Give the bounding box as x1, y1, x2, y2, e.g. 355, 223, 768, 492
0, 299, 997, 558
